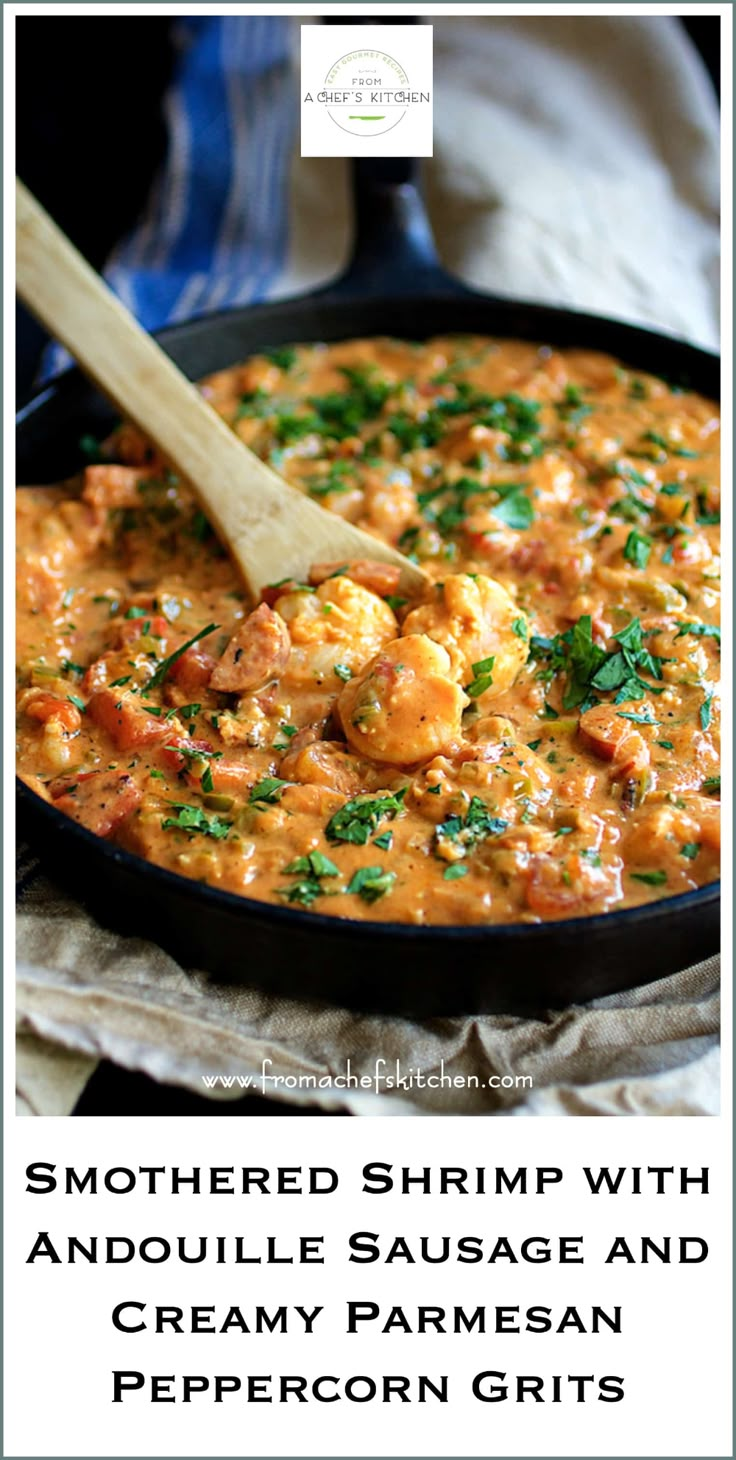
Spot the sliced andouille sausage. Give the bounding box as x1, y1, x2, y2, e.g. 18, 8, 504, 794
87, 688, 171, 751
578, 704, 642, 762
209, 603, 290, 693
52, 768, 142, 837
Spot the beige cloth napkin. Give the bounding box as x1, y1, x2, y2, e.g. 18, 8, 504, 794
16, 16, 720, 1116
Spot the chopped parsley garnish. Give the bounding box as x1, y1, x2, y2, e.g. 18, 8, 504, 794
657, 739, 674, 750
373, 831, 394, 851
702, 775, 721, 795
326, 790, 407, 845
465, 655, 495, 698
79, 433, 108, 463
630, 870, 668, 886
302, 376, 392, 440
443, 864, 468, 880
478, 393, 544, 460
161, 803, 231, 839
273, 724, 298, 750
532, 614, 668, 710
190, 510, 213, 542
163, 742, 220, 764
66, 694, 85, 713
512, 618, 528, 640
109, 675, 132, 688
623, 529, 652, 569
61, 659, 84, 675
417, 475, 490, 536
125, 605, 149, 619
642, 430, 698, 458
435, 796, 508, 859
334, 663, 353, 682
249, 777, 291, 806
674, 622, 721, 645
265, 577, 315, 594
346, 866, 396, 903
491, 486, 534, 530
278, 851, 339, 907
235, 387, 272, 421
146, 623, 218, 691
388, 389, 544, 461
93, 594, 121, 616
307, 460, 355, 498
527, 739, 542, 751
265, 346, 297, 371
286, 851, 339, 878
700, 694, 713, 731
385, 595, 408, 612
617, 710, 659, 724
680, 843, 700, 860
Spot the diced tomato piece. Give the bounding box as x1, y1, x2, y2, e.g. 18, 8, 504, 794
158, 736, 214, 775
210, 603, 290, 693
113, 614, 170, 649
49, 770, 99, 798
87, 688, 171, 750
169, 645, 218, 696
208, 760, 258, 796
53, 768, 142, 837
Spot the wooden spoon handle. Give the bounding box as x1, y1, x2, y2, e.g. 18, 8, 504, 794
15, 179, 427, 595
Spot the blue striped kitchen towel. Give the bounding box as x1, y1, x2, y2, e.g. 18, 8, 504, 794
43, 15, 297, 378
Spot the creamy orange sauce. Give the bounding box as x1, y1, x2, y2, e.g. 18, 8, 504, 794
16, 336, 720, 924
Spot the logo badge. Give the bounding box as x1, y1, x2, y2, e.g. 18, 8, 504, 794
301, 24, 433, 158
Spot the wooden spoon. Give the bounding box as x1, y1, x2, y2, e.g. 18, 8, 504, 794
15, 179, 427, 596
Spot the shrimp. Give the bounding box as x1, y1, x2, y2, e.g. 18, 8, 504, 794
274, 577, 397, 690
279, 740, 381, 795
337, 634, 468, 766
402, 573, 528, 700
21, 689, 82, 771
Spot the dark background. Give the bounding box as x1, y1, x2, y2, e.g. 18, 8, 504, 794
16, 16, 720, 404
16, 15, 720, 1116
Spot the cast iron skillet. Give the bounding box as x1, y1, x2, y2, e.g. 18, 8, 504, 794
16, 158, 720, 1016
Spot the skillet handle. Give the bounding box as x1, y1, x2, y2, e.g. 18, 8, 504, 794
333, 157, 457, 297
319, 17, 463, 297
